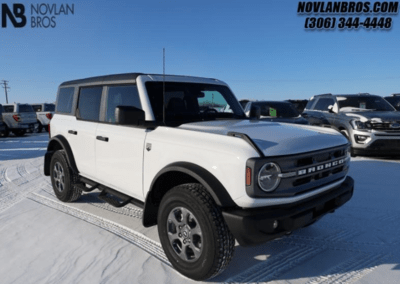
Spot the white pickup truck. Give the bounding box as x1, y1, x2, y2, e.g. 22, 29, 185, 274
44, 73, 355, 280
2, 103, 38, 137
31, 103, 55, 132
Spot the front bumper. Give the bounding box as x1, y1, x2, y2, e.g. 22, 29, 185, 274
351, 130, 400, 155
222, 176, 354, 246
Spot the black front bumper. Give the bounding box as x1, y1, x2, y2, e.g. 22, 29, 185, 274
222, 176, 354, 246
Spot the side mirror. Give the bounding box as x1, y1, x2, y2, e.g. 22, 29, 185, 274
249, 105, 261, 119
115, 106, 145, 126
328, 103, 339, 113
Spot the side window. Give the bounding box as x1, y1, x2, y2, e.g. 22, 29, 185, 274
305, 98, 316, 110
32, 105, 42, 112
105, 85, 141, 123
314, 98, 335, 111
77, 86, 103, 121
56, 87, 75, 114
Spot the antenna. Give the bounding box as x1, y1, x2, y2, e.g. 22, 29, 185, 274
163, 48, 166, 125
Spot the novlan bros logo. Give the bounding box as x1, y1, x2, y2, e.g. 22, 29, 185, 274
1, 3, 26, 28
1, 3, 74, 28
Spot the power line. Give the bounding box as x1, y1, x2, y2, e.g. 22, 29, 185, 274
0, 80, 10, 104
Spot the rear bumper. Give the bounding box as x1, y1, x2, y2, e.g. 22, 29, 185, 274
222, 176, 354, 246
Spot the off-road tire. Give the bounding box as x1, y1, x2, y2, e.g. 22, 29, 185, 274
36, 121, 43, 133
50, 150, 82, 202
158, 183, 235, 281
0, 126, 9, 138
13, 130, 26, 137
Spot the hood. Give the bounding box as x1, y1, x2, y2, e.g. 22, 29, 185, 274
344, 111, 400, 122
179, 120, 348, 156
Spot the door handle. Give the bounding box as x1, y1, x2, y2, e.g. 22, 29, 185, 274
96, 136, 109, 142
68, 130, 78, 135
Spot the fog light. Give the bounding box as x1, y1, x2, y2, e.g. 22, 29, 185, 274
355, 135, 369, 143
273, 220, 279, 229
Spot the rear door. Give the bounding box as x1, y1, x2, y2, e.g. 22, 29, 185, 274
95, 84, 146, 200
68, 86, 103, 180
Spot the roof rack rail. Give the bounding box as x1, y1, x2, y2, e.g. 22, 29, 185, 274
314, 93, 333, 97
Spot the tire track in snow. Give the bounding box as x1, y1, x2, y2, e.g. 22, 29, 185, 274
27, 193, 169, 266
306, 253, 387, 284
39, 183, 143, 219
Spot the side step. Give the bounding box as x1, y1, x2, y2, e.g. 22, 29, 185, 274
98, 188, 132, 208
72, 182, 99, 193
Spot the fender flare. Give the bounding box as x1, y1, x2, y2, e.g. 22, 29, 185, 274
44, 135, 79, 176
143, 162, 237, 227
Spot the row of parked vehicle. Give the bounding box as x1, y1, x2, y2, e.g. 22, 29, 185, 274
241, 93, 400, 156
0, 103, 55, 137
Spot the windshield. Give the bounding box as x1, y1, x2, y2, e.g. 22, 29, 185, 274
146, 82, 246, 124
338, 95, 395, 111
252, 101, 300, 118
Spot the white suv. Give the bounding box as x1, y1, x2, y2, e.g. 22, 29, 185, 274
45, 73, 355, 280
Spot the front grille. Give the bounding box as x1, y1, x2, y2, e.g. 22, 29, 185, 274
371, 121, 400, 131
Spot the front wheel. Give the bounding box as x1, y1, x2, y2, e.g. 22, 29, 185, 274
157, 183, 235, 281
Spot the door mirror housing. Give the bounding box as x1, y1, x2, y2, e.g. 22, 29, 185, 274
328, 103, 339, 114
115, 106, 145, 126
249, 105, 261, 119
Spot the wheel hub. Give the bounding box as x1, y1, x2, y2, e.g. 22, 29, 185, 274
167, 207, 203, 262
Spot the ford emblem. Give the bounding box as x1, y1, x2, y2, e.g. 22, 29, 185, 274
391, 123, 400, 129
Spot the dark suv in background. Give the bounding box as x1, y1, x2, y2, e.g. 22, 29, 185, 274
303, 93, 400, 156
384, 94, 400, 111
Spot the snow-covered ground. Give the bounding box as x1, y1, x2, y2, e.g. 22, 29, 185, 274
0, 133, 399, 283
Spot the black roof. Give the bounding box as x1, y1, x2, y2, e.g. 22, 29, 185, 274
59, 72, 218, 87
60, 73, 144, 86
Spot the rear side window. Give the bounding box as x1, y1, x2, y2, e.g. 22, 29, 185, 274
314, 98, 335, 111
77, 87, 103, 121
57, 87, 75, 113
19, 105, 34, 112
105, 85, 141, 123
3, 106, 14, 112
32, 105, 42, 112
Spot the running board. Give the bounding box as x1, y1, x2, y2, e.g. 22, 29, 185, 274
72, 182, 98, 193
98, 188, 133, 208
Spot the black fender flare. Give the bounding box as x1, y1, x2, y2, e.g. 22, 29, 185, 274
44, 135, 79, 176
143, 162, 237, 227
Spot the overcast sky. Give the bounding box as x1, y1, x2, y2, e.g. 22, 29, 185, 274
1, 0, 400, 103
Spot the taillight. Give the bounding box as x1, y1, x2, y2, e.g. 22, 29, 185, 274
46, 113, 53, 119
246, 167, 252, 186
12, 115, 20, 122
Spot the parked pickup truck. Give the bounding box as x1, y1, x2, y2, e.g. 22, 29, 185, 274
2, 103, 38, 137
0, 105, 7, 137
44, 73, 355, 280
31, 103, 55, 132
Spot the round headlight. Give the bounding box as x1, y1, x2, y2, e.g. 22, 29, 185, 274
258, 162, 281, 192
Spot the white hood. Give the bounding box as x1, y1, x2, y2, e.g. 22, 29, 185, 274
179, 120, 348, 156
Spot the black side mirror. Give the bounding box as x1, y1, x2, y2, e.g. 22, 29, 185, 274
115, 106, 145, 126
249, 105, 261, 119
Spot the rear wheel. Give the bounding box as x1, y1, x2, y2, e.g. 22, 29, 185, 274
50, 150, 82, 202
0, 126, 9, 138
158, 183, 235, 281
36, 122, 43, 133
13, 130, 26, 137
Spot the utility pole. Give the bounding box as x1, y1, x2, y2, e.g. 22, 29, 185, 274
0, 80, 10, 103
